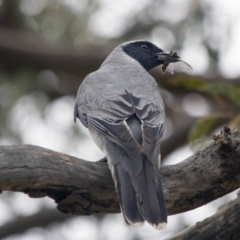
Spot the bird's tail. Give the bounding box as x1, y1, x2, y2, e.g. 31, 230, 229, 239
108, 149, 167, 230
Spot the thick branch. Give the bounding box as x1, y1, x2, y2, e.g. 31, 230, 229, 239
0, 128, 240, 216
168, 194, 240, 240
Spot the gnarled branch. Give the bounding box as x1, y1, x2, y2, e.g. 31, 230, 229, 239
0, 128, 240, 216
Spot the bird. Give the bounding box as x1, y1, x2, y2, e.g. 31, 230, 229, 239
74, 40, 175, 230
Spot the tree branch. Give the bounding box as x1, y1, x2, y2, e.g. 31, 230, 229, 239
0, 127, 240, 217
0, 27, 106, 74
0, 207, 73, 239
168, 194, 240, 240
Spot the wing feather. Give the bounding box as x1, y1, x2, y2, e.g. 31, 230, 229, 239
88, 117, 141, 155
75, 82, 165, 160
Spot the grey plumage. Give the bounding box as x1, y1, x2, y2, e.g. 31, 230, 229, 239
74, 40, 170, 229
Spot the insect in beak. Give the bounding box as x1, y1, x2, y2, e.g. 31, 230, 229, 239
156, 51, 192, 74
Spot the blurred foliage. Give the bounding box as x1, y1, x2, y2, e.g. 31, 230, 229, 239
228, 114, 240, 130
170, 77, 240, 141
170, 77, 206, 91
188, 114, 226, 142
204, 84, 240, 107
170, 78, 240, 107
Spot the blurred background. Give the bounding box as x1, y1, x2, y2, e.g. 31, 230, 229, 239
0, 0, 240, 239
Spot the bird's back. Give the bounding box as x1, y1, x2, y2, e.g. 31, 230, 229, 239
74, 41, 168, 229
77, 53, 164, 124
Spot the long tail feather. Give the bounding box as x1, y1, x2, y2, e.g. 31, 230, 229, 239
131, 157, 167, 228
108, 148, 167, 229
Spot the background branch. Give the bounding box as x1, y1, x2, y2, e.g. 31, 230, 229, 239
0, 127, 240, 217
1, 26, 240, 87
168, 194, 240, 240
0, 208, 72, 239
0, 27, 107, 74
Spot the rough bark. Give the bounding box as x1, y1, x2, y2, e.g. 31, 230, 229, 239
0, 126, 240, 217
168, 194, 240, 240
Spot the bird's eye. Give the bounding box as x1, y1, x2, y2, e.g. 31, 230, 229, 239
141, 44, 149, 51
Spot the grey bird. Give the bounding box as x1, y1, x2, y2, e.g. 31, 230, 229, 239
74, 40, 177, 230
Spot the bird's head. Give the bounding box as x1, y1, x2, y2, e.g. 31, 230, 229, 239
122, 40, 178, 71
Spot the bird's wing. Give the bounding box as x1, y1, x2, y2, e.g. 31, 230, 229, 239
75, 86, 142, 155
131, 92, 165, 164
75, 75, 165, 161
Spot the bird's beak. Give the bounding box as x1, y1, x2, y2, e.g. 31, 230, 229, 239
156, 51, 180, 63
